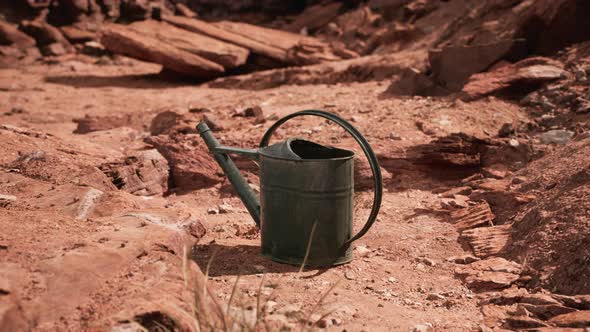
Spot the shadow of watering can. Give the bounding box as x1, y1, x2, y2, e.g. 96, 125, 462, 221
197, 110, 382, 267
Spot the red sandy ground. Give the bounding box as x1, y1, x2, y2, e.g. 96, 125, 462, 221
1, 58, 533, 331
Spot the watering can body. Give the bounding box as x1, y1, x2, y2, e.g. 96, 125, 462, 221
259, 139, 355, 266
197, 110, 382, 267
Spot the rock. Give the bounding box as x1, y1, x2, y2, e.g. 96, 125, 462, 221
354, 245, 373, 258
344, 271, 356, 280
498, 123, 515, 137
185, 220, 207, 239
426, 293, 445, 301
0, 21, 36, 48
0, 194, 17, 207
481, 165, 511, 179
576, 101, 590, 114
119, 0, 151, 21
75, 188, 104, 220
41, 42, 67, 56
60, 25, 96, 43
450, 201, 495, 232
101, 23, 225, 79
19, 20, 73, 51
315, 317, 331, 328
100, 149, 169, 196
81, 41, 106, 56
519, 303, 578, 320
505, 315, 549, 329
463, 57, 566, 100
419, 257, 436, 267
175, 3, 198, 18
446, 255, 480, 265
218, 203, 234, 214
207, 207, 219, 214
126, 20, 249, 70
415, 133, 488, 167
145, 134, 222, 191
551, 295, 590, 310
540, 130, 574, 145
440, 195, 469, 209
460, 224, 512, 258
389, 131, 402, 140
202, 114, 223, 132
549, 311, 590, 328
149, 110, 194, 136
162, 15, 353, 66
440, 186, 472, 198
455, 257, 521, 290
412, 323, 433, 332
429, 39, 526, 91
243, 106, 264, 118
12, 150, 46, 164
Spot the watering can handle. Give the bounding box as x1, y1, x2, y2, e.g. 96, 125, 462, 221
259, 110, 383, 245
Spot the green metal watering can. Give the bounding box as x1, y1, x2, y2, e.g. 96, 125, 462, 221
197, 110, 382, 267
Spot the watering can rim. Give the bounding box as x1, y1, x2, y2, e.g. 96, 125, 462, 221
259, 137, 356, 162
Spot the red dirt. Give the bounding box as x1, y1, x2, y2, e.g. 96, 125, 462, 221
0, 60, 525, 331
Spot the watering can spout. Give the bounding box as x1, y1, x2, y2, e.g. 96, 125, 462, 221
197, 122, 261, 226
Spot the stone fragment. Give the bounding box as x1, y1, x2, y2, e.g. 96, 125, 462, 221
41, 42, 67, 56
455, 257, 521, 290
145, 134, 222, 191
540, 130, 574, 145
412, 323, 433, 332
0, 194, 17, 207
100, 149, 169, 196
460, 224, 511, 258
519, 303, 578, 320
0, 21, 36, 48
60, 25, 96, 43
75, 188, 104, 220
551, 294, 590, 310
202, 114, 224, 132
505, 315, 549, 329
127, 20, 248, 70
81, 41, 106, 56
450, 201, 495, 231
446, 255, 480, 265
549, 311, 590, 328
354, 245, 372, 258
426, 293, 445, 301
19, 20, 73, 51
463, 57, 566, 99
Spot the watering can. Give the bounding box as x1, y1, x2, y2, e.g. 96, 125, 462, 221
197, 110, 382, 267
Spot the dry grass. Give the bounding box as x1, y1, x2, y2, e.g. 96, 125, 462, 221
176, 221, 341, 332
